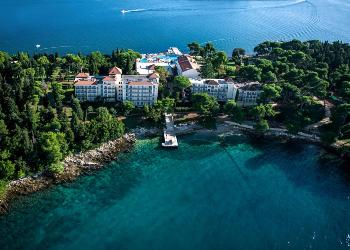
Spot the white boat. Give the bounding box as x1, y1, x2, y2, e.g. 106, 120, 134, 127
121, 9, 127, 14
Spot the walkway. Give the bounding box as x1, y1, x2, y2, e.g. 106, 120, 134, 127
224, 121, 320, 142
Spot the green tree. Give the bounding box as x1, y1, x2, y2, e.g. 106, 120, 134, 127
51, 82, 65, 111
187, 42, 201, 56
72, 97, 84, 120
201, 59, 215, 78
261, 71, 277, 83
89, 51, 107, 74
123, 101, 135, 116
224, 100, 244, 122
159, 97, 176, 113
250, 104, 277, 120
212, 51, 228, 70
232, 48, 246, 65
173, 76, 191, 91
202, 43, 216, 58
0, 151, 15, 180
192, 93, 219, 117
302, 71, 329, 97
90, 107, 124, 143
260, 84, 282, 103
255, 119, 269, 132
238, 65, 262, 81
39, 132, 68, 170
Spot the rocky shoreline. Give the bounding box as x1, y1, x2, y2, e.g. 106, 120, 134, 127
0, 134, 136, 214
1, 123, 347, 215
173, 122, 349, 160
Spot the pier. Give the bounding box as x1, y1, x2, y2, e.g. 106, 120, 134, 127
162, 113, 178, 148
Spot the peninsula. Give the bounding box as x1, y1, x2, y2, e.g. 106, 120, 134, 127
0, 39, 350, 212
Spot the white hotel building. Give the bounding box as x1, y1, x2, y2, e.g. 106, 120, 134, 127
74, 67, 159, 106
190, 78, 262, 105
190, 78, 237, 102
236, 82, 263, 106
122, 73, 159, 107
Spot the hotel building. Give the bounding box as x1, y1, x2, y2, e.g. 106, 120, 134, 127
190, 78, 237, 102
236, 82, 263, 106
74, 67, 159, 106
190, 78, 262, 105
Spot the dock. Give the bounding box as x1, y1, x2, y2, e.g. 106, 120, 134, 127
162, 113, 178, 148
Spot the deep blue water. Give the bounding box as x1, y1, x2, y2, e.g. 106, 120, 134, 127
1, 133, 350, 249
0, 0, 350, 54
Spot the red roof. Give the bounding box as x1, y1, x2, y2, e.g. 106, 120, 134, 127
148, 73, 159, 79
103, 76, 115, 81
178, 55, 196, 72
205, 80, 219, 86
74, 80, 97, 86
148, 64, 156, 70
109, 66, 122, 75
75, 72, 90, 78
224, 77, 234, 83
128, 81, 153, 86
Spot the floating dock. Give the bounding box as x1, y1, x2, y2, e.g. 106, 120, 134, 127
162, 113, 178, 148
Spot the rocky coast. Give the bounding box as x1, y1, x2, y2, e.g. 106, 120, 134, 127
0, 134, 136, 214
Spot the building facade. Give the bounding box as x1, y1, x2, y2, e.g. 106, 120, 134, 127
74, 80, 100, 102
122, 74, 159, 107
236, 82, 263, 106
190, 78, 237, 102
189, 78, 262, 105
74, 67, 159, 106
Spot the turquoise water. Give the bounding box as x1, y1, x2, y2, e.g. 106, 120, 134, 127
139, 55, 178, 63
0, 0, 350, 54
1, 133, 350, 249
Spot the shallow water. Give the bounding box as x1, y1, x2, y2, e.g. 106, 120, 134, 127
1, 133, 350, 249
0, 0, 349, 54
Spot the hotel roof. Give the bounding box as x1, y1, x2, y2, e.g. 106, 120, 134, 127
178, 55, 198, 72
237, 82, 262, 91
148, 72, 160, 79
205, 80, 219, 86
128, 81, 154, 86
191, 78, 234, 85
75, 72, 90, 78
147, 64, 156, 70
109, 66, 122, 75
74, 80, 97, 86
224, 77, 234, 83
103, 76, 115, 81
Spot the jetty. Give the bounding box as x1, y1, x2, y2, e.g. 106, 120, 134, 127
162, 113, 178, 148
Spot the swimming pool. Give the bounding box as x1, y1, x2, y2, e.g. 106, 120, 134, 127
140, 54, 179, 63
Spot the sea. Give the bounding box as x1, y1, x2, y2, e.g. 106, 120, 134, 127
0, 133, 349, 249
0, 0, 350, 54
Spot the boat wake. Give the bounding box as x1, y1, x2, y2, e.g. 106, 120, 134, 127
121, 9, 147, 14
120, 0, 308, 15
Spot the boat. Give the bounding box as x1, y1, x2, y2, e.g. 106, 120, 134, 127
121, 9, 127, 14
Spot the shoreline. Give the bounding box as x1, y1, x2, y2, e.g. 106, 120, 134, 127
173, 121, 349, 160
0, 122, 347, 215
0, 134, 136, 215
